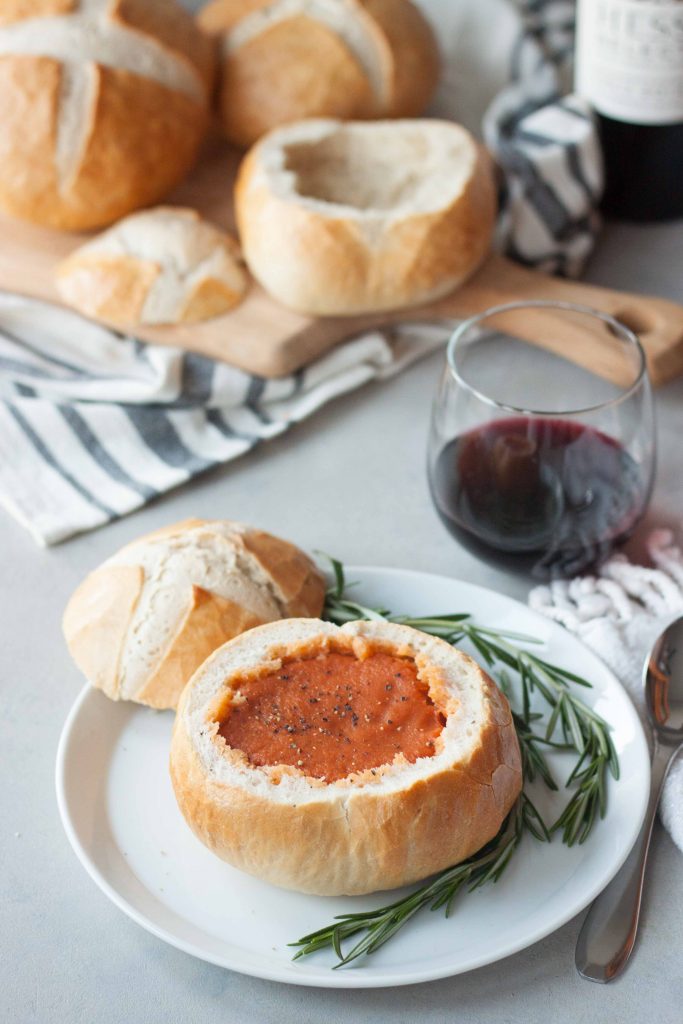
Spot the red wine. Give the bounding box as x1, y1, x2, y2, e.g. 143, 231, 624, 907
576, 0, 683, 221
429, 418, 649, 580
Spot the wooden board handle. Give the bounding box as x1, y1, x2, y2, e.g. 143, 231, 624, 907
430, 254, 683, 387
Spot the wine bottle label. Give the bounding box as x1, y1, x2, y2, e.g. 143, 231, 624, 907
576, 0, 683, 124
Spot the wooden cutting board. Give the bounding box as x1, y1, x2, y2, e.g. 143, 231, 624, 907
1, 138, 682, 386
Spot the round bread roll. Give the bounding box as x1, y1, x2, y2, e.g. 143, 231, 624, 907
62, 519, 326, 711
0, 0, 215, 230
235, 118, 497, 316
198, 0, 439, 148
55, 207, 248, 326
170, 617, 522, 896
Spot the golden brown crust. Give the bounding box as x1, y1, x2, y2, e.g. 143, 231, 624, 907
379, 143, 496, 302
0, 58, 62, 224
360, 0, 439, 116
171, 725, 522, 894
217, 16, 372, 149
170, 620, 523, 895
55, 253, 160, 324
62, 565, 144, 700
50, 66, 206, 231
136, 586, 264, 709
0, 2, 212, 230
178, 275, 243, 323
239, 528, 327, 617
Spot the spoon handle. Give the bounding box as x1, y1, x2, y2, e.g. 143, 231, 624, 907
575, 743, 675, 983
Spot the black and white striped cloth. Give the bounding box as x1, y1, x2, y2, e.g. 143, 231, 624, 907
0, 0, 603, 545
483, 3, 602, 276
0, 295, 444, 545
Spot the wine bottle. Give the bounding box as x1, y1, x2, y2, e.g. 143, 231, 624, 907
575, 0, 683, 221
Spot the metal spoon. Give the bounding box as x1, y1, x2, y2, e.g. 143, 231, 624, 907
575, 615, 683, 983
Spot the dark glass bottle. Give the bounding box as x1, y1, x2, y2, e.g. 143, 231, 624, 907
576, 0, 683, 221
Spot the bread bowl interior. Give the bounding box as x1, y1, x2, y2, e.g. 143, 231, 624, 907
274, 121, 479, 215
212, 642, 448, 784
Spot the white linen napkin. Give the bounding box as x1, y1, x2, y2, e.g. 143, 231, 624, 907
529, 530, 683, 853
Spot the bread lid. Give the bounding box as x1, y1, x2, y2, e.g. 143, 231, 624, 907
170, 617, 522, 894
55, 207, 248, 325
63, 519, 326, 710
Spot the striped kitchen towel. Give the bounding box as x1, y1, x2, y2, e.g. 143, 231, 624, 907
0, 293, 445, 545
0, 0, 603, 545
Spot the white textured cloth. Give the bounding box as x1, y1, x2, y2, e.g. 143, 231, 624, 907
529, 530, 683, 853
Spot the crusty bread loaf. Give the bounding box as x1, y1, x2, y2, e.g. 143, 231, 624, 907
235, 118, 497, 316
198, 0, 439, 148
0, 0, 215, 230
62, 519, 326, 710
55, 207, 248, 326
170, 617, 522, 896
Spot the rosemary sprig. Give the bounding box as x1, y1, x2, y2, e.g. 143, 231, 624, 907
290, 558, 619, 967
291, 795, 535, 967
322, 556, 619, 841
444, 625, 620, 842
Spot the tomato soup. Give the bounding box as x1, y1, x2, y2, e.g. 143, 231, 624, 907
217, 651, 444, 781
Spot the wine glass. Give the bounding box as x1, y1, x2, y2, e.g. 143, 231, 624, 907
427, 301, 656, 581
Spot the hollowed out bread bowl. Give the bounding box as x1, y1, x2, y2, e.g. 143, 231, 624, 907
234, 118, 497, 315
170, 617, 522, 896
62, 519, 325, 710
198, 0, 439, 148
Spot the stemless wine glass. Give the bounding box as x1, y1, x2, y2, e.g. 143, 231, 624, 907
427, 301, 656, 581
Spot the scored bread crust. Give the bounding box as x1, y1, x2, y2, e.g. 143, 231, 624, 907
0, 0, 215, 230
235, 118, 497, 316
198, 0, 439, 147
214, 16, 375, 150
170, 618, 522, 896
54, 207, 248, 326
62, 519, 326, 710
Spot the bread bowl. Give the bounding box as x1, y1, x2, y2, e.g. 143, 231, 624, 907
170, 617, 522, 895
55, 207, 248, 326
235, 118, 497, 316
0, 0, 215, 230
198, 0, 439, 148
62, 519, 326, 710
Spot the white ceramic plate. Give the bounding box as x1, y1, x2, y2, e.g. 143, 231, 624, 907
56, 567, 650, 989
